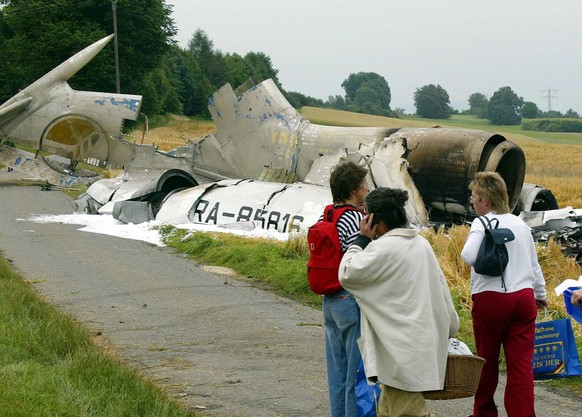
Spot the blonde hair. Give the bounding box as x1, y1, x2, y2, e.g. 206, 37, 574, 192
469, 171, 510, 214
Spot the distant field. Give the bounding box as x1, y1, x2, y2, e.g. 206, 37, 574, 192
300, 107, 582, 209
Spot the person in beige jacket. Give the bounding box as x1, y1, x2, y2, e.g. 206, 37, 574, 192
339, 187, 459, 417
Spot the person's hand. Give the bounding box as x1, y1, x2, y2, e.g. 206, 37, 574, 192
536, 299, 548, 309
571, 289, 582, 305
360, 213, 377, 240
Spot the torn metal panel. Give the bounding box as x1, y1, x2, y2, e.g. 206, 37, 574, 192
369, 138, 427, 225
108, 169, 198, 223
203, 81, 306, 179
516, 183, 559, 212
0, 145, 96, 186
76, 168, 197, 219
113, 200, 156, 224
520, 208, 582, 230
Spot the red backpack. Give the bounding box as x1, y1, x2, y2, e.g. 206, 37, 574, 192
307, 204, 359, 295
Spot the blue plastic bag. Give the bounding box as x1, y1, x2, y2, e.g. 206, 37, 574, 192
355, 360, 381, 417
532, 318, 582, 379
563, 287, 582, 325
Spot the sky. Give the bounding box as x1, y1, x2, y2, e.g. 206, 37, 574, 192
165, 0, 582, 115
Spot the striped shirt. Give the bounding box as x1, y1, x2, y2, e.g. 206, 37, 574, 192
318, 207, 364, 252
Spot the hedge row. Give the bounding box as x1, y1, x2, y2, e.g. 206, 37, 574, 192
522, 119, 582, 132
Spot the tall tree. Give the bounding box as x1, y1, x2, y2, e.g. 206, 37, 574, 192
326, 95, 346, 110
161, 45, 212, 117
414, 84, 452, 119
166, 46, 214, 117
340, 72, 392, 116
521, 101, 540, 119
488, 86, 523, 125
188, 28, 227, 90
564, 108, 580, 118
224, 53, 253, 88
467, 93, 489, 119
354, 86, 382, 115
0, 0, 176, 113
244, 51, 281, 88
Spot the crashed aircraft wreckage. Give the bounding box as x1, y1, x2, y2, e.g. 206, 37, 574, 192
0, 35, 566, 238
76, 77, 559, 232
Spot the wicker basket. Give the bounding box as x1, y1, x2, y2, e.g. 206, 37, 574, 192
422, 355, 486, 400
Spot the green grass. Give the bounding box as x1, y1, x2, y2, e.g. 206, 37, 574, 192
159, 225, 322, 309
0, 255, 197, 417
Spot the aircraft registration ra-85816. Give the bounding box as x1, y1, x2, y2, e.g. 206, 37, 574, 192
0, 35, 560, 234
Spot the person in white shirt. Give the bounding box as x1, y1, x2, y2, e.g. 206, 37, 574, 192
461, 171, 547, 417
339, 187, 459, 417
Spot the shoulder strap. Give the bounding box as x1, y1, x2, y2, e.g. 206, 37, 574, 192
325, 204, 359, 223
477, 216, 499, 230
323, 204, 335, 222
489, 218, 500, 229
477, 216, 489, 230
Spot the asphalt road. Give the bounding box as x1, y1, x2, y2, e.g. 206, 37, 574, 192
1, 177, 581, 416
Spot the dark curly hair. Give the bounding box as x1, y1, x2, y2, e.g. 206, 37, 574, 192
329, 160, 368, 203
364, 187, 409, 229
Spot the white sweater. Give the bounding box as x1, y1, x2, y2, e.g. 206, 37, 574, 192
339, 228, 460, 392
461, 212, 546, 300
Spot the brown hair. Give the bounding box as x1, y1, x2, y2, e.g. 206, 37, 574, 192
329, 160, 368, 204
469, 171, 510, 214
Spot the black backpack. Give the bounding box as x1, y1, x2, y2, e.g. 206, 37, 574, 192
473, 216, 515, 290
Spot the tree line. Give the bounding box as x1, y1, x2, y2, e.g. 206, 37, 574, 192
0, 0, 578, 127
